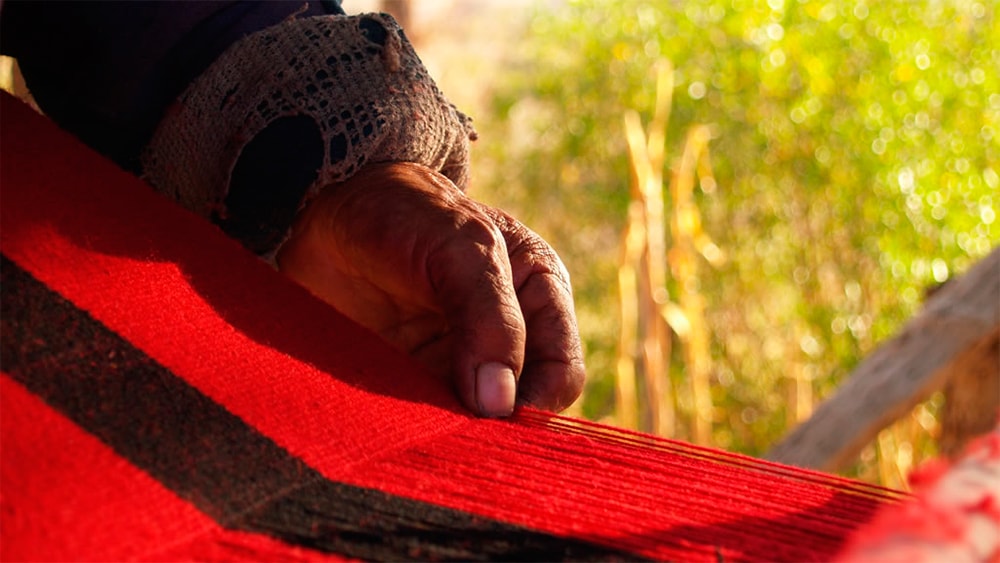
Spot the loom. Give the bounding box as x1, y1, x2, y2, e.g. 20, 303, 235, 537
0, 90, 951, 561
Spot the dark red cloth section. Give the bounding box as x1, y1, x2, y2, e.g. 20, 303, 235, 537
2, 255, 635, 561
1, 92, 903, 561
0, 374, 345, 562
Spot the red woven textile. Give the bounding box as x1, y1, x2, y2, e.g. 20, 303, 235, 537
0, 92, 903, 561
837, 426, 1000, 562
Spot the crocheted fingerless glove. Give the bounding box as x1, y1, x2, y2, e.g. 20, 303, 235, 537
142, 12, 477, 260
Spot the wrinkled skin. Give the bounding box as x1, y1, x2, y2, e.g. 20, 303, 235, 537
276, 162, 585, 417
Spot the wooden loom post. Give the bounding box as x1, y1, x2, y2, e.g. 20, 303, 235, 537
938, 326, 1000, 458
767, 247, 1000, 471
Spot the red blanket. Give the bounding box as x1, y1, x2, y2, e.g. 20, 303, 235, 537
0, 92, 902, 561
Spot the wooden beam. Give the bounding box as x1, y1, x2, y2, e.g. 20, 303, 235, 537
939, 327, 1000, 458
766, 248, 1000, 471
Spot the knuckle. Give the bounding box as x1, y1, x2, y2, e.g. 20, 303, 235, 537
457, 214, 506, 251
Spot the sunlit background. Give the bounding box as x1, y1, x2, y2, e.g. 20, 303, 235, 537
4, 0, 997, 488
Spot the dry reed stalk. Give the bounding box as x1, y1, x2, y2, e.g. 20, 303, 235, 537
619, 61, 721, 440
0, 56, 39, 112
642, 64, 675, 438
668, 125, 715, 445
615, 200, 645, 430
876, 426, 913, 491
623, 111, 671, 435
619, 61, 676, 436
0, 57, 14, 94
794, 363, 814, 424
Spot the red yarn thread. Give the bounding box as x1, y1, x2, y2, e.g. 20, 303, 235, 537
1, 92, 902, 562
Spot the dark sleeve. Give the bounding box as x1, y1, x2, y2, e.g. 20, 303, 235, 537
0, 0, 344, 174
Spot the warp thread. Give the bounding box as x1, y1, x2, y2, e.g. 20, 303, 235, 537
1, 91, 904, 562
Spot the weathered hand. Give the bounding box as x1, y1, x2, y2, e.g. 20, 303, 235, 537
275, 162, 585, 417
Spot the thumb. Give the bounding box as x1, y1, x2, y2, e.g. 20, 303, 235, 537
426, 215, 526, 417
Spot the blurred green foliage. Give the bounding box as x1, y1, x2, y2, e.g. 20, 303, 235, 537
471, 0, 998, 469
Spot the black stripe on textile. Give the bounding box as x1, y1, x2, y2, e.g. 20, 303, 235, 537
0, 254, 639, 561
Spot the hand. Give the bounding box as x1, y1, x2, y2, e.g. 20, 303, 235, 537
275, 162, 585, 417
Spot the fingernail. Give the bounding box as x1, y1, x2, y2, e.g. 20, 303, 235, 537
476, 362, 516, 417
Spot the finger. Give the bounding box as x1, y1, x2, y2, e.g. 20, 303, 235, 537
515, 271, 586, 411
486, 209, 585, 411
425, 209, 527, 418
